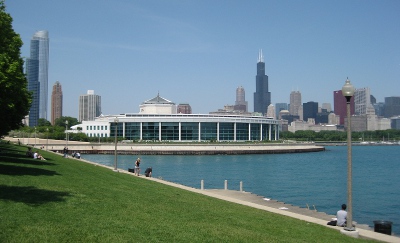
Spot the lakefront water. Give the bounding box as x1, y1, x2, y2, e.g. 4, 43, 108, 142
83, 145, 400, 235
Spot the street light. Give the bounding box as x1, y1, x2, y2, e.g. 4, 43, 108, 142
34, 127, 36, 148
46, 128, 49, 151
65, 120, 69, 149
342, 78, 355, 232
114, 118, 119, 172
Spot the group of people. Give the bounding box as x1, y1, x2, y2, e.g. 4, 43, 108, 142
26, 148, 46, 160
71, 151, 81, 159
134, 158, 152, 177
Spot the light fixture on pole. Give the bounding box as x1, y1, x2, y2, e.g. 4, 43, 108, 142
46, 128, 49, 151
342, 78, 356, 232
65, 120, 68, 149
34, 127, 36, 148
114, 117, 119, 172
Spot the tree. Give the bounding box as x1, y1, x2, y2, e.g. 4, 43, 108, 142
54, 116, 79, 128
0, 1, 31, 137
38, 118, 51, 127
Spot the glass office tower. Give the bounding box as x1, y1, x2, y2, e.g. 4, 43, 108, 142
27, 30, 49, 126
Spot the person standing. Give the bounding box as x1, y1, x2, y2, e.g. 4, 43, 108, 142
144, 167, 152, 177
336, 204, 347, 227
135, 158, 141, 176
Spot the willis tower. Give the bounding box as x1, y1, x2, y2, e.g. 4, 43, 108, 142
253, 49, 271, 114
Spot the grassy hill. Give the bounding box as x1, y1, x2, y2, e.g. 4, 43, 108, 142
0, 141, 374, 242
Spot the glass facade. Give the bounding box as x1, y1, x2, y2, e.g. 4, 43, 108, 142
236, 123, 249, 141
125, 122, 140, 141
80, 114, 279, 142
250, 123, 261, 140
110, 122, 123, 138
181, 122, 199, 141
161, 122, 179, 141
219, 122, 234, 141
201, 123, 217, 141
142, 122, 159, 141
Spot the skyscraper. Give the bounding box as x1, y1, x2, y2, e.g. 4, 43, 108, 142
303, 101, 318, 122
333, 90, 355, 125
354, 87, 371, 115
384, 96, 400, 118
26, 30, 49, 126
275, 103, 288, 118
79, 90, 101, 122
266, 104, 275, 119
289, 91, 302, 116
234, 86, 248, 112
253, 50, 271, 114
51, 81, 63, 125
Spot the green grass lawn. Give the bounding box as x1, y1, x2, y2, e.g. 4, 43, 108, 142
0, 141, 375, 242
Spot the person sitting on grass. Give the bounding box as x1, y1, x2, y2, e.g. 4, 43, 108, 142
37, 153, 46, 160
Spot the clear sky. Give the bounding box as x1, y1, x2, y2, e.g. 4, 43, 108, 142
6, 0, 400, 118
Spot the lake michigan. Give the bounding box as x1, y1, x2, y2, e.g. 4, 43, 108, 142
83, 145, 400, 235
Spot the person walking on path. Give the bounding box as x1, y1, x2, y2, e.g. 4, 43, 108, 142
135, 158, 141, 176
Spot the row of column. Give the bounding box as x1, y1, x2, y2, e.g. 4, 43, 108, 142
118, 122, 279, 141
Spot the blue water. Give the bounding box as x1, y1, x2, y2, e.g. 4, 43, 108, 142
83, 146, 400, 235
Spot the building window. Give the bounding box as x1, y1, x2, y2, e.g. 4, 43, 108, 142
250, 123, 261, 140
219, 122, 234, 141
125, 122, 140, 141
181, 122, 199, 141
200, 122, 217, 141
236, 123, 249, 141
142, 122, 159, 141
161, 122, 179, 141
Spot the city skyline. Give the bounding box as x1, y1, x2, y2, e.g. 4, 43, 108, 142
6, 1, 400, 118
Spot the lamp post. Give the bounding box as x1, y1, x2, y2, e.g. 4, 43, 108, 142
342, 78, 355, 232
65, 120, 68, 149
46, 128, 49, 151
114, 118, 119, 172
34, 127, 36, 148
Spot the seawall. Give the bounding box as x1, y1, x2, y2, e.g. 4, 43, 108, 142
6, 137, 324, 155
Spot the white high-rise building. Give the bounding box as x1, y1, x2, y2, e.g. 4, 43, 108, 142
354, 87, 371, 115
79, 90, 101, 122
266, 104, 275, 119
290, 91, 302, 116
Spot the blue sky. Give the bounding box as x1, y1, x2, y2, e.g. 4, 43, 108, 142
6, 0, 400, 118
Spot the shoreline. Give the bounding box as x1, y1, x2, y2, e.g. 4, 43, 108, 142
53, 150, 400, 242
5, 137, 325, 155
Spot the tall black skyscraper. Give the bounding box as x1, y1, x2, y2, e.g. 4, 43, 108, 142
254, 49, 271, 114
303, 101, 318, 122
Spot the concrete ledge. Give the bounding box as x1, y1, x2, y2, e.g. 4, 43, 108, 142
340, 229, 360, 238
